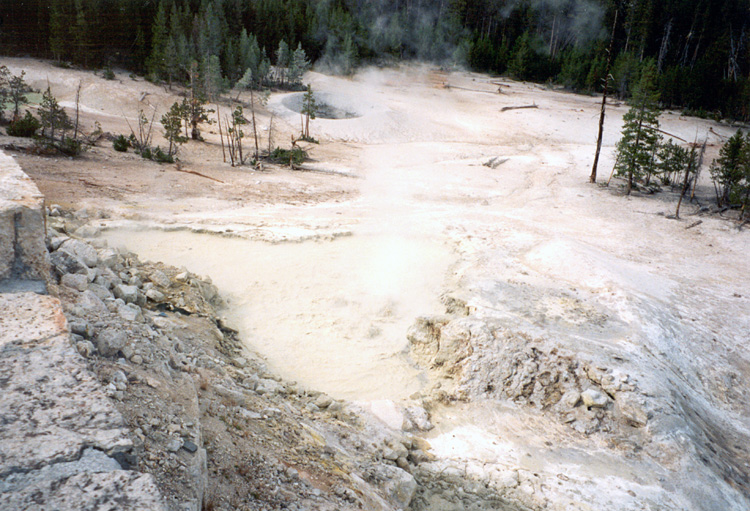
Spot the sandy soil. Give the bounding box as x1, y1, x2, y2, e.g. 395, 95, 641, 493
3, 56, 750, 509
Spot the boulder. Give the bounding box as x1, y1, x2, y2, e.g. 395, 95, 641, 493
61, 273, 89, 292
113, 284, 138, 304
96, 329, 128, 357
60, 239, 99, 268
581, 388, 609, 408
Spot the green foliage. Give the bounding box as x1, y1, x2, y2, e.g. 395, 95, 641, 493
270, 147, 307, 165
288, 43, 311, 85
301, 84, 316, 139
152, 146, 174, 163
4, 0, 750, 121
8, 70, 33, 120
161, 102, 188, 156
657, 140, 690, 185
710, 130, 750, 208
613, 61, 663, 194
7, 112, 40, 137
102, 67, 115, 80
38, 87, 72, 142
113, 134, 130, 152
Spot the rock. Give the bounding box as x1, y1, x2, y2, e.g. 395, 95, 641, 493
175, 271, 190, 282
615, 393, 648, 427
380, 465, 417, 509
182, 440, 198, 453
581, 388, 609, 408
561, 390, 582, 408
112, 370, 128, 391
48, 236, 69, 251
113, 284, 138, 304
96, 329, 128, 357
50, 250, 87, 276
146, 289, 166, 303
60, 239, 99, 268
87, 283, 113, 301
166, 437, 183, 453
69, 320, 94, 339
150, 270, 171, 288
131, 354, 144, 365
233, 357, 248, 368
77, 290, 108, 314
98, 248, 119, 268
239, 409, 263, 420
61, 273, 89, 292
404, 405, 433, 431
73, 224, 101, 238
256, 378, 285, 395
129, 275, 143, 288
314, 394, 333, 409
76, 340, 96, 358
118, 303, 144, 322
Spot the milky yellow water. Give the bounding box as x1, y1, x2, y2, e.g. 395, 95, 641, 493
104, 229, 453, 401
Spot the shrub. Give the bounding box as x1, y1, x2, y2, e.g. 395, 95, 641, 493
57, 137, 83, 156
152, 146, 174, 163
270, 147, 307, 165
7, 112, 40, 137
102, 67, 115, 80
139, 146, 152, 160
113, 134, 129, 152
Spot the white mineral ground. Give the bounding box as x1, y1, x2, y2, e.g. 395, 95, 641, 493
6, 57, 750, 509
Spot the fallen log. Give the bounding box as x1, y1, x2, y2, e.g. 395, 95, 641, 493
174, 165, 225, 183
445, 84, 501, 95
685, 220, 703, 229
501, 104, 538, 112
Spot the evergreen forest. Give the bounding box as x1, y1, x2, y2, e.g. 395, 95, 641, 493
1, 0, 750, 120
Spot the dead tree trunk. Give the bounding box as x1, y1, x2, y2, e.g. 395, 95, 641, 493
590, 10, 618, 184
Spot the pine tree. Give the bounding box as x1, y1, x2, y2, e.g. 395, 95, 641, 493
73, 0, 90, 66
0, 66, 11, 122
8, 70, 33, 121
161, 101, 188, 157
275, 40, 290, 86
49, 0, 68, 62
301, 84, 317, 139
710, 130, 747, 207
146, 0, 169, 79
613, 60, 662, 195
288, 43, 310, 86
38, 87, 72, 143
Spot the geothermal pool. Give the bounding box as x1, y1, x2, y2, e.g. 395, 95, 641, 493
104, 229, 454, 401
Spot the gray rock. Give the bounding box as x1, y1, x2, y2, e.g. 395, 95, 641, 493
314, 394, 333, 409
379, 465, 417, 509
182, 440, 198, 453
581, 388, 609, 408
150, 270, 171, 288
118, 303, 144, 322
561, 390, 582, 408
48, 236, 69, 251
60, 239, 99, 268
69, 320, 94, 339
98, 248, 119, 269
76, 340, 96, 358
73, 224, 101, 238
50, 250, 86, 276
77, 290, 108, 314
87, 283, 113, 301
113, 284, 138, 304
256, 378, 285, 395
96, 329, 128, 357
61, 273, 89, 292
112, 370, 128, 391
166, 437, 183, 453
615, 393, 648, 427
